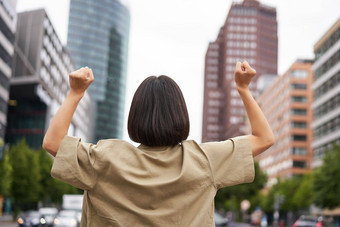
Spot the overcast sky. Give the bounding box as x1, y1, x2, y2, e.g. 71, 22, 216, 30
17, 0, 340, 143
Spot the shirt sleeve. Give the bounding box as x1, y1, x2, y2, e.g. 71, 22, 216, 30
200, 135, 255, 189
51, 135, 98, 191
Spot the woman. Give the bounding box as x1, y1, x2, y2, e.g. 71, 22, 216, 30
43, 61, 274, 226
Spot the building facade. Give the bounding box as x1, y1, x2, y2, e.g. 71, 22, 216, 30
67, 0, 130, 142
312, 18, 340, 168
0, 0, 16, 144
256, 59, 314, 187
202, 0, 278, 142
6, 9, 92, 149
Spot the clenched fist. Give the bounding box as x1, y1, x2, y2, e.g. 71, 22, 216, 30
69, 67, 94, 96
234, 61, 256, 90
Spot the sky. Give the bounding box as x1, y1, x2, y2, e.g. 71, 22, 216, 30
17, 0, 340, 143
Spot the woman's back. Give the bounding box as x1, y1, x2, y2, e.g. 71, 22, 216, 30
51, 136, 254, 226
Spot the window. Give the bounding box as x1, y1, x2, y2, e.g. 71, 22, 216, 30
291, 96, 307, 103
291, 121, 307, 128
291, 83, 307, 90
293, 161, 307, 168
290, 70, 308, 79
292, 147, 307, 155
291, 109, 307, 116
291, 135, 307, 141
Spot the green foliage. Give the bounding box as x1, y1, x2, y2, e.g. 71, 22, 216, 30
0, 150, 12, 196
9, 139, 41, 205
313, 144, 340, 209
38, 149, 79, 205
292, 173, 314, 210
0, 139, 81, 211
215, 162, 267, 212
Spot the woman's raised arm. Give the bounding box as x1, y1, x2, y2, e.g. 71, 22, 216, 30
42, 67, 94, 156
234, 61, 275, 157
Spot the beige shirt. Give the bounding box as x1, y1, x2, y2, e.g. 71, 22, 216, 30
51, 135, 254, 227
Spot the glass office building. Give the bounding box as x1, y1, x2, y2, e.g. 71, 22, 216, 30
67, 0, 130, 141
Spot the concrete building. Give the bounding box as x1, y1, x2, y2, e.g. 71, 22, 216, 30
67, 0, 130, 142
0, 0, 16, 143
6, 9, 92, 149
312, 18, 340, 168
202, 0, 278, 142
256, 59, 314, 187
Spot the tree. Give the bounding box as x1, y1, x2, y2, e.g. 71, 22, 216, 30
38, 149, 79, 205
292, 173, 314, 210
9, 139, 41, 210
313, 144, 340, 209
0, 150, 12, 197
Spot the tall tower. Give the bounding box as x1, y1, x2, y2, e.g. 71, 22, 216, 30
202, 0, 278, 142
67, 0, 130, 142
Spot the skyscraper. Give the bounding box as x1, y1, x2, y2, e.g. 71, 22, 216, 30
202, 0, 277, 142
67, 0, 130, 142
0, 0, 16, 144
7, 9, 92, 149
312, 17, 340, 168
256, 59, 314, 187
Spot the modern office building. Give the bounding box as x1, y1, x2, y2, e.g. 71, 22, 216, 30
202, 0, 278, 142
67, 0, 130, 142
0, 0, 16, 144
6, 9, 92, 149
312, 18, 340, 168
256, 59, 314, 187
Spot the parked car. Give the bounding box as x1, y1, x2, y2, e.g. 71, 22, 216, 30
53, 210, 79, 227
17, 210, 42, 227
292, 215, 334, 227
214, 211, 229, 227
39, 207, 58, 227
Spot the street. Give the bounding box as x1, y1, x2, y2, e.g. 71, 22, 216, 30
229, 222, 251, 227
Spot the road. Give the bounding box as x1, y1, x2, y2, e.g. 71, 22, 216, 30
229, 222, 251, 227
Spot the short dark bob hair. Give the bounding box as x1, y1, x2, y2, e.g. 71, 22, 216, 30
128, 75, 190, 146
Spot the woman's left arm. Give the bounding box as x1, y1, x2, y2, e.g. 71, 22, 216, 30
43, 67, 94, 157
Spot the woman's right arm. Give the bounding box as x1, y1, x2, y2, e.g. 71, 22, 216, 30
234, 61, 275, 157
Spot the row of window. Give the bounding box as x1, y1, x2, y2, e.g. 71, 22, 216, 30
314, 138, 340, 159
0, 16, 14, 43
292, 147, 307, 155
291, 109, 307, 116
291, 83, 307, 90
290, 69, 308, 79
228, 25, 257, 33
291, 96, 307, 103
0, 40, 12, 66
293, 161, 307, 168
228, 17, 257, 24
315, 26, 340, 60
291, 135, 307, 141
231, 7, 257, 16
314, 94, 340, 120
227, 41, 257, 49
227, 33, 257, 41
314, 70, 340, 100
314, 115, 340, 138
0, 69, 9, 90
314, 49, 340, 81
291, 121, 307, 128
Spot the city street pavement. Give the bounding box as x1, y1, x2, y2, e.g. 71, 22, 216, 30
0, 214, 17, 227
229, 222, 251, 227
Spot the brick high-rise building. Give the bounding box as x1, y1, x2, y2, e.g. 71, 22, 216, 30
202, 0, 277, 142
256, 59, 314, 187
